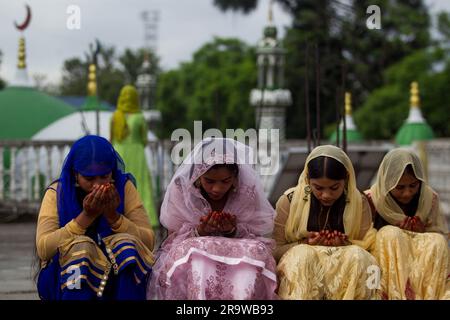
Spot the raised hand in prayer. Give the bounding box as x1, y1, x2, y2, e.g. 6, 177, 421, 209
398, 216, 425, 233
409, 216, 425, 233
305, 230, 351, 246
305, 232, 324, 245
213, 211, 236, 235
197, 211, 219, 236
100, 183, 121, 224
197, 211, 237, 237
322, 230, 351, 246
82, 184, 105, 218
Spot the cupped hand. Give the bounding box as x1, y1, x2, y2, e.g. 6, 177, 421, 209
82, 184, 104, 218
197, 212, 219, 236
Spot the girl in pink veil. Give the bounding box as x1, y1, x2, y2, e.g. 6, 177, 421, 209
147, 137, 278, 299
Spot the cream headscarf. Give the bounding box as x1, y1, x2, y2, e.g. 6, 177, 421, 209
369, 148, 434, 225
111, 85, 140, 142
285, 145, 363, 242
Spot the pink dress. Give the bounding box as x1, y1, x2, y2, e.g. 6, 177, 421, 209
147, 138, 278, 300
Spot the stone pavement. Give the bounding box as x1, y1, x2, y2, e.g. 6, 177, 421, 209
0, 220, 165, 300
0, 221, 39, 300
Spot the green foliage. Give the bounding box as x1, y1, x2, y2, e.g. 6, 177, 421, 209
119, 48, 160, 84
437, 11, 450, 41
156, 37, 257, 138
213, 0, 257, 13
354, 85, 406, 139
60, 41, 159, 107
212, 0, 432, 139
0, 49, 6, 89
355, 48, 450, 139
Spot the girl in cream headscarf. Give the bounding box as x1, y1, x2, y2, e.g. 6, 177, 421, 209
273, 145, 379, 300
366, 148, 449, 300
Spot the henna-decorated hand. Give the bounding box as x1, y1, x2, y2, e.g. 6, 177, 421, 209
306, 232, 326, 245
197, 212, 220, 236
308, 230, 351, 246
82, 184, 104, 218
197, 211, 237, 236
101, 183, 121, 224
397, 216, 425, 233
406, 216, 425, 233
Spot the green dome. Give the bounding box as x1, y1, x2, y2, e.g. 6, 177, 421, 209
395, 122, 434, 146
329, 129, 364, 144
0, 86, 76, 139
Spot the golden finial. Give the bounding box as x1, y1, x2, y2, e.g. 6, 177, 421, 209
268, 0, 274, 23
87, 64, 97, 96
345, 92, 352, 115
410, 81, 420, 108
17, 37, 26, 69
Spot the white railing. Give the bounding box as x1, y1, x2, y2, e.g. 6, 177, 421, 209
0, 139, 176, 219
1, 138, 449, 225
424, 139, 450, 224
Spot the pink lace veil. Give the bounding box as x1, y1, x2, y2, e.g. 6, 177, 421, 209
160, 137, 275, 237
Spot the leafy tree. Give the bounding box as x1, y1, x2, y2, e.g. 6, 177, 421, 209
0, 50, 6, 89
156, 37, 257, 138
354, 48, 450, 139
60, 41, 159, 107
213, 0, 257, 13
155, 70, 189, 138
212, 0, 432, 139
119, 48, 160, 85
437, 11, 450, 41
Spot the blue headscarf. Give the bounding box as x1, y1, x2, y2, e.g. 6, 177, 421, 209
56, 135, 135, 235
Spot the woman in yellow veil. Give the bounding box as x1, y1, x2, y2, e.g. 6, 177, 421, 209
273, 145, 379, 299
366, 148, 448, 299
111, 85, 158, 228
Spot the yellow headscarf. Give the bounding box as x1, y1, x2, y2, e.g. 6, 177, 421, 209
285, 145, 363, 242
369, 148, 434, 225
111, 85, 140, 142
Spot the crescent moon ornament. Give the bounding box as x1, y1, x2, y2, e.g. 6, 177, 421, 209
14, 4, 32, 31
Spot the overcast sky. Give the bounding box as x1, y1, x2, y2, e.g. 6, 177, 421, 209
0, 0, 449, 86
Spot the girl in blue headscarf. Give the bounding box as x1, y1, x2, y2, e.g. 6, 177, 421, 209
35, 135, 155, 300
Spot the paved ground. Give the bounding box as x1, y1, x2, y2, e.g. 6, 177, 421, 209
0, 219, 165, 300
0, 220, 39, 300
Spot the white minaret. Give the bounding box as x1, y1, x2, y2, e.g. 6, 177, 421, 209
136, 10, 161, 126
250, 0, 291, 144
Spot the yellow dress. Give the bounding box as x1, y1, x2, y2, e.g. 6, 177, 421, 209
273, 145, 380, 300
368, 148, 449, 300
